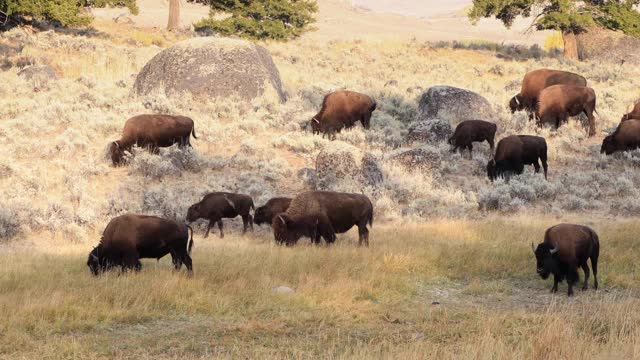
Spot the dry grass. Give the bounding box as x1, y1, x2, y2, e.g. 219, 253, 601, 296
1, 219, 639, 359
1, 22, 640, 359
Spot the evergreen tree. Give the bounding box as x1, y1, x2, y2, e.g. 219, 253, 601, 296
469, 0, 640, 58
0, 0, 138, 27
194, 0, 318, 41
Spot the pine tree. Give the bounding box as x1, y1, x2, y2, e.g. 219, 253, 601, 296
0, 0, 138, 27
194, 0, 318, 41
468, 0, 640, 59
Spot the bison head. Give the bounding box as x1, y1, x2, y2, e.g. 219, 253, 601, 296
509, 95, 524, 113
87, 247, 111, 276
186, 203, 203, 223
253, 206, 269, 226
486, 159, 497, 181
310, 117, 321, 135
532, 242, 559, 279
109, 141, 125, 166
600, 135, 616, 155
272, 214, 300, 246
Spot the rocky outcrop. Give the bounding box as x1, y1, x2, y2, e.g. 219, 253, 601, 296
133, 37, 286, 102
417, 86, 494, 124
577, 28, 640, 65
406, 119, 453, 143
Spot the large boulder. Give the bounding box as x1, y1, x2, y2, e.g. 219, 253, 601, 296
390, 146, 442, 173
315, 142, 384, 190
133, 37, 286, 102
577, 29, 640, 65
406, 119, 453, 144
417, 86, 494, 124
18, 65, 57, 83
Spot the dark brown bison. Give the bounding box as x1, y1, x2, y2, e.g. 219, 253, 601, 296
535, 85, 597, 137
621, 102, 640, 122
254, 197, 292, 226
272, 191, 373, 247
509, 69, 587, 115
487, 135, 548, 181
87, 214, 193, 276
448, 120, 497, 158
532, 223, 599, 296
601, 119, 640, 155
109, 114, 197, 166
310, 90, 377, 139
186, 192, 254, 238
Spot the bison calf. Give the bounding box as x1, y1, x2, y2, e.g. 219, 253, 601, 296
254, 197, 292, 226
272, 191, 373, 246
448, 120, 497, 158
601, 119, 640, 155
109, 114, 197, 166
509, 69, 587, 115
535, 85, 597, 137
87, 214, 194, 275
487, 135, 548, 181
532, 223, 599, 296
310, 90, 377, 139
186, 192, 254, 238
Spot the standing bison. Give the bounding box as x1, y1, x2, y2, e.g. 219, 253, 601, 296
310, 90, 377, 139
487, 135, 548, 181
601, 119, 640, 155
532, 223, 599, 296
535, 85, 597, 136
509, 69, 587, 115
87, 214, 194, 275
448, 120, 497, 158
186, 192, 254, 238
109, 114, 197, 166
254, 197, 292, 226
272, 191, 373, 247
621, 102, 640, 122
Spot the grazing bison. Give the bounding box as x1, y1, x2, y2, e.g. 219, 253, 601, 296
487, 135, 548, 181
621, 102, 640, 122
601, 119, 640, 155
310, 90, 377, 139
535, 85, 597, 136
509, 69, 587, 115
272, 191, 373, 246
109, 114, 197, 166
254, 197, 292, 226
448, 120, 497, 158
87, 214, 194, 275
532, 223, 599, 296
186, 192, 254, 238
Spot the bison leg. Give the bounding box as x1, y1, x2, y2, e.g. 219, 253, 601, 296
183, 254, 193, 276
488, 138, 495, 152
467, 144, 473, 160
204, 220, 214, 238
581, 263, 590, 290
357, 223, 369, 247
591, 255, 599, 290
217, 220, 224, 238
532, 160, 541, 174
566, 269, 578, 297
541, 156, 548, 181
551, 275, 559, 293
585, 109, 596, 137
122, 254, 141, 273
317, 216, 336, 245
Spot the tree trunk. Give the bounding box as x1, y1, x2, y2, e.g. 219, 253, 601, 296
562, 31, 578, 60
167, 0, 180, 31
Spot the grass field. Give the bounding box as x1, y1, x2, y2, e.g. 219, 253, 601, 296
2, 218, 639, 359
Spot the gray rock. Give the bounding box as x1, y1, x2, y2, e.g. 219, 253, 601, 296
391, 146, 442, 172
361, 153, 384, 186
272, 286, 295, 294
577, 28, 640, 65
417, 86, 494, 124
18, 65, 57, 83
407, 119, 453, 143
298, 168, 318, 190
133, 37, 286, 102
315, 142, 362, 190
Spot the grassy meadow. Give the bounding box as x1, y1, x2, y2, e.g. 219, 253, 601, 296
0, 18, 640, 359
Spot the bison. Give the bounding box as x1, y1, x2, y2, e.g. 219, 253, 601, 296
532, 223, 599, 296
109, 114, 197, 166
186, 192, 255, 238
509, 69, 587, 115
601, 119, 640, 155
621, 102, 640, 122
487, 135, 548, 181
87, 214, 194, 275
310, 90, 377, 139
535, 84, 597, 137
272, 191, 373, 247
254, 197, 292, 226
448, 120, 497, 158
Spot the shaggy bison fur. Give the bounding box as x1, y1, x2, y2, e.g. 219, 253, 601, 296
310, 90, 377, 139
509, 69, 587, 115
487, 135, 548, 181
186, 192, 255, 238
535, 85, 597, 136
448, 120, 497, 158
601, 119, 640, 155
254, 197, 292, 226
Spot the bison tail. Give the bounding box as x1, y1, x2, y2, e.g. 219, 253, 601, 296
187, 225, 194, 254
371, 101, 377, 112
447, 136, 454, 145
368, 210, 373, 227
191, 125, 198, 140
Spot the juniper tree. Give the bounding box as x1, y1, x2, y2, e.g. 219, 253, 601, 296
0, 0, 138, 27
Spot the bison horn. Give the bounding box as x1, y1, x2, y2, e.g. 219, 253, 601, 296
277, 214, 286, 225
531, 242, 536, 254
549, 244, 559, 254
312, 117, 320, 124
90, 252, 99, 261
515, 97, 520, 106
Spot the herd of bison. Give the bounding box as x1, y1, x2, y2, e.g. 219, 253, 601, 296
88, 68, 640, 296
